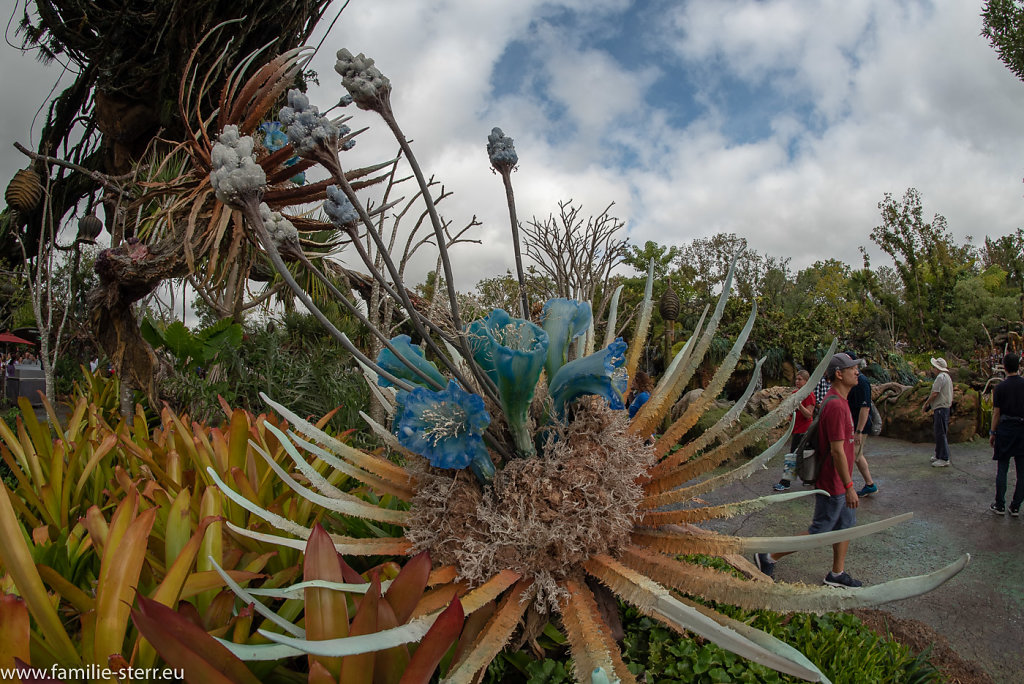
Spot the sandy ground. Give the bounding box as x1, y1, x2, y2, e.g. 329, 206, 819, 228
700, 435, 1024, 684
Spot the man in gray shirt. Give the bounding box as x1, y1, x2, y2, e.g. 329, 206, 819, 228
922, 357, 953, 467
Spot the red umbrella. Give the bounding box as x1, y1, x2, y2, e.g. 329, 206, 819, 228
0, 332, 33, 345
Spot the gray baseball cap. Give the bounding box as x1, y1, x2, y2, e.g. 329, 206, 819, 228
826, 352, 859, 378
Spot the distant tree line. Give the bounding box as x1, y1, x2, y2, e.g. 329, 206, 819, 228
471, 190, 1024, 383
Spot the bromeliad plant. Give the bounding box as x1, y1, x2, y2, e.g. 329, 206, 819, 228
201, 48, 970, 684
0, 379, 402, 678
130, 526, 467, 684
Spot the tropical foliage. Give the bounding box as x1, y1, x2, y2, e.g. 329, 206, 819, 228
0, 2, 1011, 682
152, 45, 968, 684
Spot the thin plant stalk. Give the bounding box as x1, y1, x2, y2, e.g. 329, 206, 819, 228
498, 168, 529, 319
238, 199, 413, 391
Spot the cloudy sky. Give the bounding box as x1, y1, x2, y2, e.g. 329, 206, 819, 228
4, 0, 1024, 292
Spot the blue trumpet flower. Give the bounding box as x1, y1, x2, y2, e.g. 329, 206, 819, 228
376, 335, 446, 390
465, 309, 548, 457
549, 338, 628, 417
541, 298, 592, 382
259, 121, 288, 152
259, 122, 306, 185
394, 380, 494, 480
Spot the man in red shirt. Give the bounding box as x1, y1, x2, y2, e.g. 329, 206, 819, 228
754, 352, 863, 588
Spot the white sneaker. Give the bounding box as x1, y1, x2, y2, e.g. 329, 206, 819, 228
931, 459, 950, 467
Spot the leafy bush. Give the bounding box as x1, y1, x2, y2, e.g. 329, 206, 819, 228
479, 602, 941, 684
675, 406, 768, 461
159, 323, 373, 443
887, 353, 921, 385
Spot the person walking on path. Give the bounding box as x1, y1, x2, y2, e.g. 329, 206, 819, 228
922, 357, 953, 467
754, 352, 863, 588
773, 369, 816, 491
845, 351, 878, 496
989, 353, 1024, 516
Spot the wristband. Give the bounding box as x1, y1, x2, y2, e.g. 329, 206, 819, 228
844, 481, 854, 490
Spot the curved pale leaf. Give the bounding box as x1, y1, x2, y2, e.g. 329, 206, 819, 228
209, 556, 305, 637
602, 284, 624, 349
260, 392, 412, 489
653, 301, 758, 457
644, 416, 793, 506
224, 520, 411, 556
675, 595, 831, 684
251, 427, 407, 524
285, 429, 412, 500
641, 489, 824, 526
254, 613, 439, 657
651, 355, 764, 478
585, 555, 822, 681
632, 253, 739, 437
624, 258, 655, 393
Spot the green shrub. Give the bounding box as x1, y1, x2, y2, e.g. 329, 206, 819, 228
159, 324, 373, 444
480, 601, 942, 684
620, 603, 942, 684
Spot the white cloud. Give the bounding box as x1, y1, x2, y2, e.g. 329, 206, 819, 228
4, 0, 1024, 299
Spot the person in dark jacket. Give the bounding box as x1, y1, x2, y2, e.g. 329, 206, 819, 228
989, 353, 1024, 516
845, 351, 877, 496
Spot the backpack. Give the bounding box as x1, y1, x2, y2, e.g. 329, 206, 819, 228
793, 395, 841, 484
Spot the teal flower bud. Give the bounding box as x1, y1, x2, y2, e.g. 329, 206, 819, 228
376, 335, 446, 390
549, 338, 628, 417
541, 299, 592, 383
259, 121, 288, 152
466, 309, 548, 457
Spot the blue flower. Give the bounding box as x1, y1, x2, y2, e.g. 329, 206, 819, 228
466, 309, 548, 457
376, 335, 446, 390
395, 380, 491, 471
259, 122, 288, 152
549, 338, 628, 416
541, 299, 592, 382
284, 156, 306, 185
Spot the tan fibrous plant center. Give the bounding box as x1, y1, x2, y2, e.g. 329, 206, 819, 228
407, 398, 656, 609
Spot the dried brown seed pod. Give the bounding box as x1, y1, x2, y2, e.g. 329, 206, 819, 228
5, 168, 43, 213
659, 283, 679, 321
77, 213, 103, 242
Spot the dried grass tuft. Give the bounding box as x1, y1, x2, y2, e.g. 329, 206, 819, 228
406, 398, 654, 611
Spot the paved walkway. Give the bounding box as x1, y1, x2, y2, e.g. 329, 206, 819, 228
701, 435, 1023, 683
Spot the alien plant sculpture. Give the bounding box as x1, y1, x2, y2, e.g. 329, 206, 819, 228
203, 48, 969, 683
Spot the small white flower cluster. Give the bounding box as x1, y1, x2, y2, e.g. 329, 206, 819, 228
210, 125, 266, 205
279, 89, 339, 156
487, 127, 518, 168
259, 202, 300, 248
334, 49, 391, 110
324, 184, 359, 227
